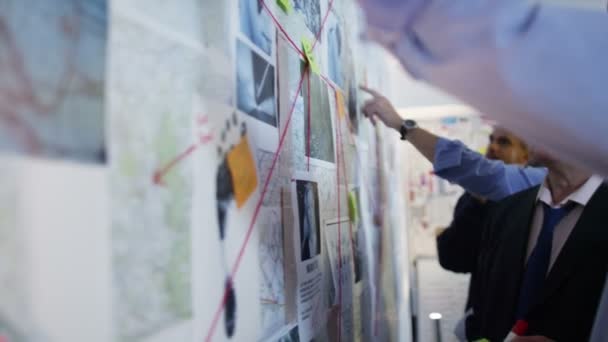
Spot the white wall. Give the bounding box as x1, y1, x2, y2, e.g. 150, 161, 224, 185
2, 158, 112, 342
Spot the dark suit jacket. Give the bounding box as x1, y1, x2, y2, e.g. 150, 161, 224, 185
436, 193, 491, 339
437, 193, 489, 275
471, 184, 608, 341
437, 193, 490, 315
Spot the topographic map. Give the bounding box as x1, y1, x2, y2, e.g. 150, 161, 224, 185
258, 206, 286, 335
0, 0, 107, 162
109, 12, 202, 341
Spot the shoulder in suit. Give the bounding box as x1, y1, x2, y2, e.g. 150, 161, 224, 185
471, 184, 608, 341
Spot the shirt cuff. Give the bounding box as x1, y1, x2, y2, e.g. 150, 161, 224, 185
434, 138, 465, 173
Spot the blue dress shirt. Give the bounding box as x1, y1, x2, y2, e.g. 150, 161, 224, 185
433, 138, 547, 202
358, 0, 608, 176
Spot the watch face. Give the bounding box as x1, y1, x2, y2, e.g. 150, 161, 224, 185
404, 119, 417, 129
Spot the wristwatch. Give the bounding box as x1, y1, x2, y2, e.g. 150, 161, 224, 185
400, 119, 418, 140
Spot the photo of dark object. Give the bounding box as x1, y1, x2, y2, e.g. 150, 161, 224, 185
353, 226, 363, 283
236, 40, 277, 127
296, 180, 321, 262
347, 80, 359, 134
277, 325, 300, 342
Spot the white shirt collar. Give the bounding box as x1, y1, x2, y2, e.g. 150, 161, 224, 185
537, 175, 604, 208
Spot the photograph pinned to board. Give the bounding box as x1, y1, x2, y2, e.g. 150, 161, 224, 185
0, 0, 107, 163
276, 33, 308, 170
277, 325, 300, 342
235, 37, 279, 151
346, 69, 360, 135
293, 0, 321, 38
236, 39, 276, 127
291, 173, 327, 342
296, 180, 321, 262
238, 0, 273, 55
325, 10, 344, 89
324, 217, 355, 342
302, 73, 336, 165
258, 206, 287, 336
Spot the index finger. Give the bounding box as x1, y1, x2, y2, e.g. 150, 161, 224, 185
359, 85, 381, 97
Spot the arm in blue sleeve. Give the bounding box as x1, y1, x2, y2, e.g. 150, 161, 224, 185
359, 0, 608, 176
433, 138, 546, 201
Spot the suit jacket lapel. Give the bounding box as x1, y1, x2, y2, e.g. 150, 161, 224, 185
533, 185, 608, 310
490, 187, 540, 314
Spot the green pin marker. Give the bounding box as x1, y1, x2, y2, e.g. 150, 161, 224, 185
348, 191, 359, 223
473, 339, 490, 342
277, 0, 292, 14
301, 38, 320, 75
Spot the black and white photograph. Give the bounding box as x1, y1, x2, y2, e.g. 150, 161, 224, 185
347, 78, 359, 134
326, 13, 344, 88
293, 0, 321, 37
277, 325, 300, 342
353, 226, 363, 283
237, 40, 277, 127
296, 180, 321, 262
239, 0, 273, 55
303, 74, 335, 163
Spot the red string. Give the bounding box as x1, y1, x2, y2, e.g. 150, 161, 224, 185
335, 102, 343, 342
261, 0, 338, 94
204, 68, 309, 342
334, 89, 356, 302
312, 0, 335, 50
319, 73, 337, 92
334, 90, 357, 279
205, 1, 342, 339
152, 0, 338, 187
260, 0, 305, 59
306, 71, 311, 171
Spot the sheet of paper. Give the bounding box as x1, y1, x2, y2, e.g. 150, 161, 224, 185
291, 174, 326, 342
323, 217, 354, 342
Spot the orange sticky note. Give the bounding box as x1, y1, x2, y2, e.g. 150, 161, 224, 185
335, 90, 346, 119
227, 136, 258, 208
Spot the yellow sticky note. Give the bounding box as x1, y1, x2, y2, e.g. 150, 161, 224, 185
277, 0, 292, 14
227, 136, 258, 208
335, 90, 346, 119
301, 38, 320, 75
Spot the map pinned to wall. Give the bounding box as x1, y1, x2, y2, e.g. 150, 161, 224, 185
258, 206, 287, 336
0, 0, 107, 163
109, 12, 200, 340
